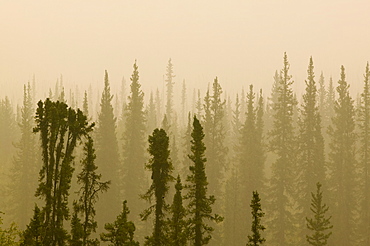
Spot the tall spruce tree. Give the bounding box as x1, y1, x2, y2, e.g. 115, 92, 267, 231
306, 182, 332, 246
185, 116, 223, 246
358, 62, 370, 245
327, 65, 356, 246
72, 136, 110, 245
246, 191, 266, 246
141, 128, 173, 246
95, 70, 121, 228
267, 53, 297, 246
122, 61, 147, 222
20, 205, 43, 246
9, 83, 38, 229
296, 57, 325, 243
34, 99, 93, 245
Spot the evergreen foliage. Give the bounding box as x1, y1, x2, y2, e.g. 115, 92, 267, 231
165, 58, 175, 125
306, 182, 332, 246
100, 200, 139, 246
141, 128, 173, 245
186, 116, 223, 246
246, 191, 266, 246
20, 205, 43, 246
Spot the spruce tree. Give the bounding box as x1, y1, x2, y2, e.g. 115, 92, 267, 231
9, 83, 38, 229
95, 70, 121, 228
306, 182, 332, 246
327, 65, 356, 246
267, 53, 297, 245
141, 128, 173, 246
168, 175, 187, 246
100, 200, 139, 246
34, 98, 93, 245
185, 116, 223, 246
358, 62, 370, 244
246, 191, 266, 246
296, 57, 325, 243
165, 58, 175, 125
20, 205, 43, 246
73, 136, 110, 245
122, 61, 147, 222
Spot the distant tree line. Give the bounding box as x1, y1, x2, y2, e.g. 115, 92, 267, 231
1, 54, 370, 245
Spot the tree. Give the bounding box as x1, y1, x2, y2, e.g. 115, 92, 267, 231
327, 66, 356, 246
246, 191, 266, 246
100, 200, 139, 246
20, 205, 43, 246
141, 128, 173, 245
95, 70, 121, 228
122, 61, 147, 222
358, 62, 370, 244
165, 58, 175, 125
185, 116, 223, 246
73, 136, 110, 245
34, 98, 93, 245
168, 175, 187, 246
296, 57, 325, 243
267, 53, 297, 245
0, 212, 19, 246
306, 182, 332, 246
9, 83, 38, 229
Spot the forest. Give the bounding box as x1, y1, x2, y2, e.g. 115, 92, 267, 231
0, 53, 369, 246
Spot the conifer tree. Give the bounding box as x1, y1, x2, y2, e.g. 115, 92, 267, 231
9, 83, 38, 228
73, 136, 110, 245
165, 59, 175, 125
168, 175, 187, 246
185, 116, 223, 246
147, 91, 157, 132
95, 70, 121, 227
34, 98, 93, 245
327, 65, 356, 246
181, 80, 187, 124
122, 61, 147, 221
100, 200, 139, 246
20, 205, 43, 246
69, 210, 84, 246
141, 128, 173, 245
246, 191, 266, 246
296, 57, 325, 243
267, 53, 297, 246
306, 182, 332, 246
358, 62, 370, 244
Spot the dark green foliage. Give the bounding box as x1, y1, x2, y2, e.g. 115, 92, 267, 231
20, 205, 43, 246
296, 57, 325, 243
100, 200, 139, 246
73, 136, 110, 245
122, 61, 147, 224
186, 116, 223, 246
247, 191, 266, 246
306, 183, 332, 246
95, 70, 121, 227
34, 98, 93, 245
267, 53, 297, 245
141, 128, 173, 245
69, 209, 83, 246
327, 66, 356, 246
168, 175, 187, 246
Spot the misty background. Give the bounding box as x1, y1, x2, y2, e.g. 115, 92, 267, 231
1, 0, 370, 102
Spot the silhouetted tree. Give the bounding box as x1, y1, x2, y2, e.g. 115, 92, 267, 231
100, 200, 139, 246
185, 116, 223, 246
246, 191, 266, 246
165, 58, 175, 125
141, 128, 173, 245
34, 98, 93, 245
306, 182, 332, 246
20, 205, 43, 246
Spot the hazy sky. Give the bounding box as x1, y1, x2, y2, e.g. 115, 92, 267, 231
1, 0, 370, 103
